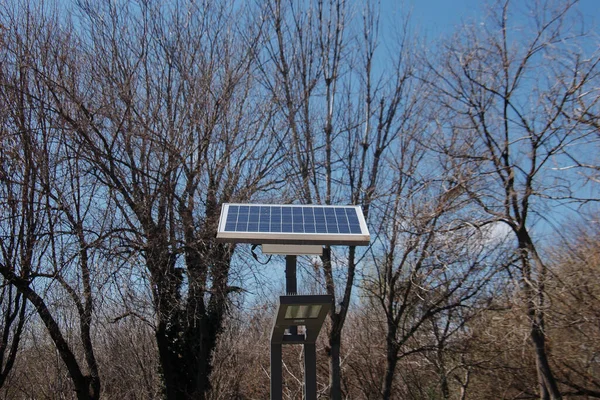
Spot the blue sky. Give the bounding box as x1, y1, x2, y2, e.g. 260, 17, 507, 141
381, 0, 599, 40
375, 0, 599, 237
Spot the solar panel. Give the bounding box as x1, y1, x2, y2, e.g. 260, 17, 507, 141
216, 204, 370, 246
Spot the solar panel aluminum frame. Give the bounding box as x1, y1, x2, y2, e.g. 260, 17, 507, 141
215, 203, 371, 246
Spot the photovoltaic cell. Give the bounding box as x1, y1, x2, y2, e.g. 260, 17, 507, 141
222, 205, 366, 235
217, 203, 370, 246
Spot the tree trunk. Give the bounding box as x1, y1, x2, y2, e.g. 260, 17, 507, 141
382, 345, 398, 400
517, 229, 562, 400
3, 272, 97, 400
329, 331, 342, 400
531, 311, 560, 400
322, 247, 343, 400
459, 369, 470, 400
155, 316, 216, 400
150, 231, 230, 400
439, 360, 450, 399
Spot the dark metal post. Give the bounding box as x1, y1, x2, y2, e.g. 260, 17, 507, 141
285, 255, 297, 335
304, 343, 317, 400
285, 255, 297, 294
271, 343, 283, 400
271, 254, 299, 399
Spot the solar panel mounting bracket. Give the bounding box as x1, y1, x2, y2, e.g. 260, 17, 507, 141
262, 244, 323, 256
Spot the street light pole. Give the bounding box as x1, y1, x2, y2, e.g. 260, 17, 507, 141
304, 343, 317, 400
285, 255, 297, 335
270, 342, 283, 400
271, 254, 298, 400
216, 204, 370, 400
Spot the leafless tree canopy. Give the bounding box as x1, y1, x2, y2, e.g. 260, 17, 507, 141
0, 0, 598, 399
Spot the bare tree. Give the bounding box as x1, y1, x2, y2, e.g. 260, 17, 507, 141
0, 16, 29, 391
0, 3, 104, 398
2, 1, 597, 399
342, 305, 387, 398
545, 218, 600, 397
96, 317, 161, 399
261, 2, 350, 397
424, 1, 600, 398
364, 163, 504, 399
0, 278, 26, 390
0, 64, 29, 394
261, 1, 429, 397
27, 1, 283, 398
